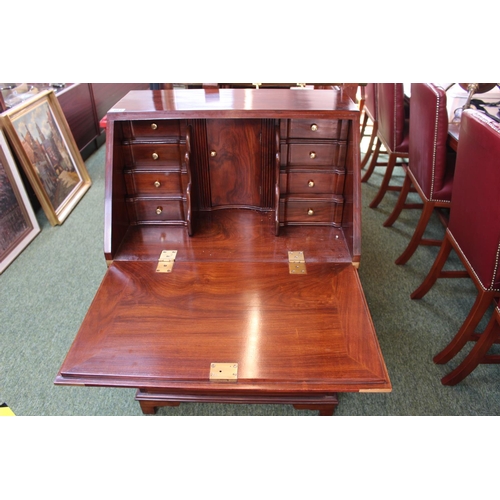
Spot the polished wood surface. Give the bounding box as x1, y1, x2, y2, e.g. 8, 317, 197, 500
56, 89, 390, 415
56, 211, 390, 413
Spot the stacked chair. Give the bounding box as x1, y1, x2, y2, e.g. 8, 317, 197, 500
383, 83, 456, 265
359, 83, 379, 169
362, 83, 410, 208
411, 109, 500, 385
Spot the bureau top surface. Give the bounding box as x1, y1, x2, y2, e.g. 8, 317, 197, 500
107, 88, 359, 120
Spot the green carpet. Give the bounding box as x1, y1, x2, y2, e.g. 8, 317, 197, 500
1, 133, 499, 416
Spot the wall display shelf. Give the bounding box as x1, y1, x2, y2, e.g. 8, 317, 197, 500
54, 88, 391, 415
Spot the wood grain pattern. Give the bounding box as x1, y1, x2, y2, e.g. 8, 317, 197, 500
56, 260, 389, 393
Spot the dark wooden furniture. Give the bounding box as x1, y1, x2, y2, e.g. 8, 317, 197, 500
54, 88, 391, 415
56, 83, 150, 159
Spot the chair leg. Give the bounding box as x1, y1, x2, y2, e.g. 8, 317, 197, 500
361, 137, 381, 183
441, 307, 500, 385
411, 236, 453, 300
395, 202, 436, 265
369, 152, 398, 208
360, 112, 369, 137
383, 172, 412, 227
361, 122, 378, 169
434, 291, 496, 365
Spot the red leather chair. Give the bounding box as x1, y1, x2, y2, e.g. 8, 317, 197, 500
363, 83, 410, 208
383, 83, 456, 265
411, 110, 500, 385
360, 83, 378, 169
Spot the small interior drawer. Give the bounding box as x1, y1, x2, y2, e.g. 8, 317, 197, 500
122, 143, 183, 168
121, 120, 184, 140
124, 171, 187, 196
280, 170, 345, 195
288, 143, 337, 166
287, 119, 340, 139
279, 196, 344, 225
126, 198, 186, 224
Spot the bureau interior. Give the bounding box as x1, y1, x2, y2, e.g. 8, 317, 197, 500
105, 116, 358, 265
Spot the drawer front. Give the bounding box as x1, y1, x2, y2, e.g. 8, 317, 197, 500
288, 143, 336, 166
280, 170, 345, 195
123, 143, 183, 168
288, 119, 340, 139
125, 171, 187, 196
126, 198, 186, 223
279, 198, 343, 225
122, 120, 183, 140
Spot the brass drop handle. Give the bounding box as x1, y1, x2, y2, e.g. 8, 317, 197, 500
154, 181, 161, 188
308, 180, 315, 188
151, 123, 158, 130
310, 123, 318, 132
307, 209, 314, 216
156, 206, 163, 215
210, 150, 217, 157
152, 152, 159, 160
309, 151, 316, 159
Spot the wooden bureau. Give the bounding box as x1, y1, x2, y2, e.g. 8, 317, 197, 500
55, 88, 391, 415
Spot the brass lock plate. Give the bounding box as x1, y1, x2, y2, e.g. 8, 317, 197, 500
209, 363, 238, 382
156, 250, 177, 273
288, 251, 307, 274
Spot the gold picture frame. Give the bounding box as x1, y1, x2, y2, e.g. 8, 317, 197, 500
1, 89, 91, 225
0, 129, 40, 273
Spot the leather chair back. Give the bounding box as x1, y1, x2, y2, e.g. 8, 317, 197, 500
448, 110, 500, 291
409, 83, 454, 201
377, 83, 409, 153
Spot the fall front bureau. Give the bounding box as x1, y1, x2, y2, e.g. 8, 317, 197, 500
54, 88, 391, 415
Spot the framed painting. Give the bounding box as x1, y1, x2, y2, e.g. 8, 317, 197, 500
0, 129, 40, 274
1, 89, 91, 226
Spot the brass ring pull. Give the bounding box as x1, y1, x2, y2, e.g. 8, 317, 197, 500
210, 150, 217, 157
156, 206, 163, 215
307, 209, 314, 216
151, 123, 158, 130
154, 181, 161, 188
308, 180, 315, 188
152, 152, 159, 160
310, 124, 318, 132
309, 151, 316, 159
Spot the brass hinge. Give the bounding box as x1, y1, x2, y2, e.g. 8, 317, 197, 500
288, 251, 307, 274
156, 250, 177, 273
209, 363, 238, 382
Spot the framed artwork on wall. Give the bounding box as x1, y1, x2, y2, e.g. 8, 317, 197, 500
0, 129, 40, 274
1, 89, 91, 226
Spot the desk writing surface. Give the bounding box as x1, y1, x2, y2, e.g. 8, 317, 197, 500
56, 211, 390, 394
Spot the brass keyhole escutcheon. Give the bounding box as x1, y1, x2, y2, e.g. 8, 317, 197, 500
152, 152, 159, 160
309, 151, 316, 159
307, 209, 314, 216
310, 123, 318, 131
151, 123, 158, 130
154, 181, 161, 188
210, 150, 217, 157
156, 206, 163, 215
308, 180, 315, 188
